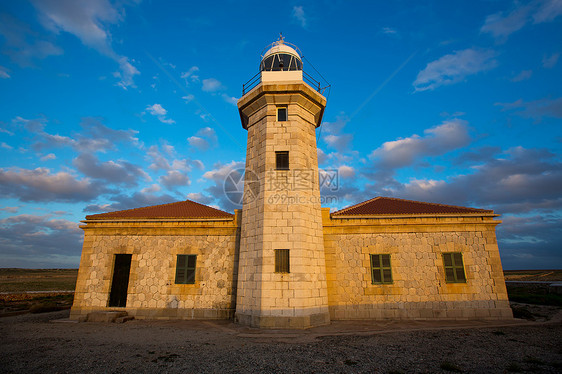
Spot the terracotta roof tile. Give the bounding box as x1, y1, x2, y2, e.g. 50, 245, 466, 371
85, 199, 233, 220
331, 197, 493, 216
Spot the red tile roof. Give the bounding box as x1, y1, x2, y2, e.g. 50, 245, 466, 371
85, 199, 233, 220
331, 197, 493, 216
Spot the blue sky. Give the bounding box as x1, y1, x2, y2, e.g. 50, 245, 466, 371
0, 0, 561, 269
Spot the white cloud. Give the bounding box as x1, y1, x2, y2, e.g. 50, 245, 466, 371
187, 136, 209, 150
141, 184, 161, 194
31, 0, 140, 88
480, 4, 531, 39
146, 145, 171, 171
381, 27, 397, 35
181, 66, 199, 84
202, 160, 245, 211
0, 127, 14, 136
0, 206, 19, 213
292, 6, 307, 28
511, 69, 532, 82
188, 127, 217, 151
160, 170, 190, 189
146, 103, 167, 116
0, 167, 106, 202
182, 94, 195, 103
186, 192, 213, 205
114, 57, 140, 90
496, 97, 562, 120
322, 115, 353, 152
317, 148, 327, 165
202, 78, 224, 92
145, 104, 175, 124
338, 165, 355, 178
1, 142, 13, 150
543, 52, 560, 68
481, 1, 562, 40
413, 48, 498, 92
40, 153, 56, 161
0, 13, 63, 67
73, 153, 150, 186
17, 116, 139, 153
222, 94, 238, 105
369, 119, 471, 169
533, 0, 562, 23
0, 66, 10, 79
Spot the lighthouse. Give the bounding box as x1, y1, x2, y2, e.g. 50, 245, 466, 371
235, 37, 331, 328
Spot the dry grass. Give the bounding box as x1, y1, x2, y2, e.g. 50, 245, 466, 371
503, 270, 562, 282
0, 268, 78, 292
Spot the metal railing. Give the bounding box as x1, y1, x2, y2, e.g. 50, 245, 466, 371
242, 70, 331, 97
242, 72, 261, 96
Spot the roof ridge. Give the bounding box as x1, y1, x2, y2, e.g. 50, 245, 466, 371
331, 196, 492, 216
86, 198, 233, 219
332, 196, 382, 216
377, 196, 491, 212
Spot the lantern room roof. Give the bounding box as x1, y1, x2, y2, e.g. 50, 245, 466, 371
261, 35, 301, 61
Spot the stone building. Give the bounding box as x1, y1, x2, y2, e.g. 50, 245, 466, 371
70, 38, 512, 328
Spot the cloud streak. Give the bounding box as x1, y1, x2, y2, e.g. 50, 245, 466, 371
31, 0, 140, 88
413, 49, 497, 91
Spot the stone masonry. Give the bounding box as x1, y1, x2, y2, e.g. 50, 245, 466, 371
71, 215, 240, 320
323, 209, 512, 320
235, 83, 331, 328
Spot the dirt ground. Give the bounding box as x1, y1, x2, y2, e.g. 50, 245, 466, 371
1, 305, 561, 374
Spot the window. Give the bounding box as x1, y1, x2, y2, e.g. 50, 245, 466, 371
275, 249, 290, 273
276, 151, 289, 170
175, 254, 197, 284
442, 252, 466, 283
261, 53, 302, 72
277, 107, 287, 121
370, 254, 392, 284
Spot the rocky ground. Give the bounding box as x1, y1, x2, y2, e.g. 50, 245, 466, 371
1, 306, 561, 374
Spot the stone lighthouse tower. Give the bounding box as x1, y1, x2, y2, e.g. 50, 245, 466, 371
235, 37, 330, 328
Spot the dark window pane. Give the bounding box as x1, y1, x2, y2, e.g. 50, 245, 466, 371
177, 254, 186, 268
453, 253, 463, 266
383, 269, 392, 283
176, 254, 197, 284
276, 151, 289, 170
455, 268, 466, 282
373, 269, 382, 283
445, 268, 455, 282
289, 56, 297, 70
278, 107, 287, 121
187, 255, 196, 268
261, 54, 302, 71
370, 254, 378, 269
382, 254, 391, 268
261, 56, 274, 71
175, 267, 185, 284
186, 269, 195, 284
275, 249, 290, 273
443, 254, 453, 267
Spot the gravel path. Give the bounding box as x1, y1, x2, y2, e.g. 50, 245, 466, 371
1, 308, 561, 373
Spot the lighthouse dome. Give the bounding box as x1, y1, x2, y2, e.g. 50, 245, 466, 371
260, 38, 303, 72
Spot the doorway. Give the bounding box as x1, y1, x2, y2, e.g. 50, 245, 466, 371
108, 254, 132, 307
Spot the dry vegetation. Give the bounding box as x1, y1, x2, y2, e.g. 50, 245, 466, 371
0, 268, 77, 292
503, 269, 562, 282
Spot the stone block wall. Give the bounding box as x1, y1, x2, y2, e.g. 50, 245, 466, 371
236, 82, 330, 328
70, 219, 239, 320
323, 211, 512, 320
